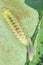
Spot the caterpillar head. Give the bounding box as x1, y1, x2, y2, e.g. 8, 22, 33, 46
2, 7, 11, 16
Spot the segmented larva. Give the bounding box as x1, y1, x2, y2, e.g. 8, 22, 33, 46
2, 8, 35, 61
2, 7, 29, 46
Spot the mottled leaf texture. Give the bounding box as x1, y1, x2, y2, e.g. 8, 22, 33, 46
0, 0, 39, 65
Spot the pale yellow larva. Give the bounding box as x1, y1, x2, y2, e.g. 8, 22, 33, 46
2, 7, 30, 46
2, 7, 35, 61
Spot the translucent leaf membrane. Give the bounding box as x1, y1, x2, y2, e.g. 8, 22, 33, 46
0, 0, 39, 65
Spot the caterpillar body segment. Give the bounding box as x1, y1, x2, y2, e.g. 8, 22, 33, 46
2, 7, 29, 46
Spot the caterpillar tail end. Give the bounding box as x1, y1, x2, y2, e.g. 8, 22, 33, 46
29, 47, 34, 61
27, 38, 34, 62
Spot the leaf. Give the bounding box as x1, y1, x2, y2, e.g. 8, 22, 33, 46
25, 0, 43, 12
0, 0, 39, 65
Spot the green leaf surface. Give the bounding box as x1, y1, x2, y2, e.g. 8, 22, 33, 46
25, 0, 43, 12
0, 0, 39, 65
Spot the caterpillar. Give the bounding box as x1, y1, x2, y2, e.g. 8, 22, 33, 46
2, 7, 35, 61
2, 7, 30, 46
